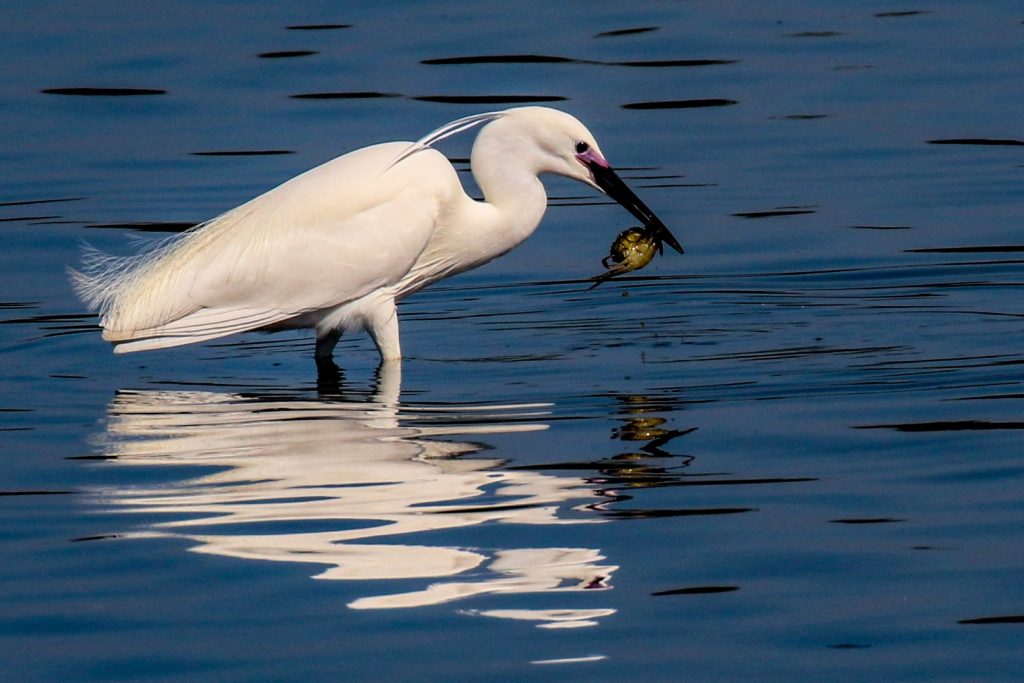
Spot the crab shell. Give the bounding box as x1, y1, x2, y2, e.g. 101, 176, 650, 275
602, 226, 660, 274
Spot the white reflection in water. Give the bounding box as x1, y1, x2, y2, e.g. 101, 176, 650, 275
90, 366, 617, 628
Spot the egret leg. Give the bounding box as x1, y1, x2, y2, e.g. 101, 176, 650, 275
367, 300, 402, 361
315, 328, 341, 362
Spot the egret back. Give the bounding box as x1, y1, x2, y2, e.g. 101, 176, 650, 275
72, 142, 459, 351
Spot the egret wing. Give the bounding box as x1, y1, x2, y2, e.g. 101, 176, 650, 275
95, 143, 457, 350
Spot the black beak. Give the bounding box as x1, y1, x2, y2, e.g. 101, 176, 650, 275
589, 163, 684, 254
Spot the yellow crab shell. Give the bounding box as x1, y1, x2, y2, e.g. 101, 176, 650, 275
604, 226, 659, 273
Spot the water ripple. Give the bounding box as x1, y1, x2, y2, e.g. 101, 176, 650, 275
84, 375, 627, 626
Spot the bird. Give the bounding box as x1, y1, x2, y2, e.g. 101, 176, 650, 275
71, 106, 682, 364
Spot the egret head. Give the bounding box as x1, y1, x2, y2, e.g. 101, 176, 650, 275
496, 107, 684, 254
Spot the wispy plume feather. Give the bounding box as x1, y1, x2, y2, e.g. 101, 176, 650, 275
384, 110, 506, 172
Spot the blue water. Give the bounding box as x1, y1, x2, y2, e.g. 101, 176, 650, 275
2, 1, 1023, 681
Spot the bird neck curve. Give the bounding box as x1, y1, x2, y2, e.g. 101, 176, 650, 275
469, 122, 550, 244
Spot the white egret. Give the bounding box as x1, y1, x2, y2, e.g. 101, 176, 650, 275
72, 106, 682, 363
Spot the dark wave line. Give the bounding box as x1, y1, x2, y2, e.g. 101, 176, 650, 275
0, 490, 74, 496
595, 26, 659, 38
290, 91, 400, 100
191, 150, 295, 156
422, 53, 735, 69
601, 507, 754, 519
733, 208, 816, 218
258, 50, 317, 59
413, 95, 567, 104
70, 534, 121, 542
0, 197, 82, 208
785, 31, 844, 38
286, 24, 351, 30
623, 98, 737, 110
610, 59, 737, 67
875, 10, 932, 17
422, 54, 579, 65
830, 518, 905, 524
856, 420, 1024, 432
928, 138, 1024, 146
0, 312, 93, 326
0, 215, 60, 223
671, 477, 815, 487
906, 245, 1024, 253
951, 392, 1024, 401
289, 92, 567, 105
958, 615, 1024, 625
42, 87, 166, 96
86, 221, 195, 232
652, 586, 739, 596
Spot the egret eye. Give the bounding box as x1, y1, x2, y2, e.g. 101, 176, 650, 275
575, 141, 589, 154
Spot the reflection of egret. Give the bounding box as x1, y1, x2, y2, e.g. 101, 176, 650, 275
88, 368, 618, 627
72, 107, 681, 363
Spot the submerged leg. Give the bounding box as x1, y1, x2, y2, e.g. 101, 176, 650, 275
367, 299, 401, 361
315, 328, 341, 362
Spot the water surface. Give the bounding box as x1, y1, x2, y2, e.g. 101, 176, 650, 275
1, 2, 1023, 681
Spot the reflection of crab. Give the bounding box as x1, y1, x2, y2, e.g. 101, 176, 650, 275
590, 225, 664, 287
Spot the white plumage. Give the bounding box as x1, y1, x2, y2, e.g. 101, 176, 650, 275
71, 106, 677, 363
